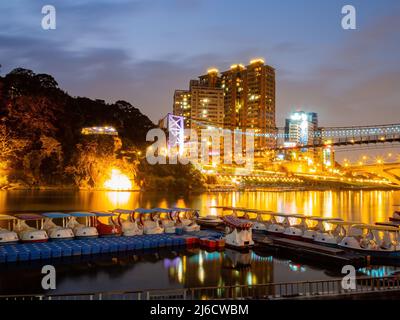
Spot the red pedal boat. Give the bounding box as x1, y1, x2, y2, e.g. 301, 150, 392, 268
92, 211, 122, 237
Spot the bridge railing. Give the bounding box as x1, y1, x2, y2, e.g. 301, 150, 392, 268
2, 276, 400, 300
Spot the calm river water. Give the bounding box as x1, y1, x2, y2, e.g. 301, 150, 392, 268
1, 189, 399, 223
1, 189, 400, 295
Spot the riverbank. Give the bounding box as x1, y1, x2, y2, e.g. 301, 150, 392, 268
1, 182, 399, 192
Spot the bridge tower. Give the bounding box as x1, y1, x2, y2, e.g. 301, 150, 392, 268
165, 113, 185, 155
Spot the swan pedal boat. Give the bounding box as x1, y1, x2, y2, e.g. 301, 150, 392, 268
13, 214, 48, 243
67, 212, 99, 238
42, 212, 75, 240
0, 215, 19, 244
172, 207, 201, 232
112, 209, 143, 236
338, 224, 400, 258
209, 206, 273, 231
154, 208, 177, 234
92, 211, 122, 237
222, 215, 254, 250
135, 208, 164, 234
256, 212, 343, 242
313, 220, 360, 246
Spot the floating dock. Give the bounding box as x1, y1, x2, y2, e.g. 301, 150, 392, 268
253, 234, 369, 268
0, 230, 223, 264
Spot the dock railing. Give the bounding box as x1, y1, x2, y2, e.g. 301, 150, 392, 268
2, 276, 400, 300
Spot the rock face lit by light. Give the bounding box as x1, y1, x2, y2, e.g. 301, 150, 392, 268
104, 169, 132, 191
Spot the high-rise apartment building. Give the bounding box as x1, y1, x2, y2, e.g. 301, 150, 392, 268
189, 79, 224, 131
173, 68, 224, 131
173, 59, 276, 152
173, 90, 192, 129
220, 59, 276, 150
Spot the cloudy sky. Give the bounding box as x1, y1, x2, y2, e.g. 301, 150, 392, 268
1, 0, 400, 161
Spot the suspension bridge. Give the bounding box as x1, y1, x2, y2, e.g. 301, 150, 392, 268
164, 115, 400, 151
163, 114, 400, 185
277, 123, 400, 151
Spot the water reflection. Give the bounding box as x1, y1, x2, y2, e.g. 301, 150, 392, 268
1, 245, 399, 296
0, 190, 400, 223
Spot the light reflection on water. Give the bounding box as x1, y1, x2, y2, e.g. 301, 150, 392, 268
1, 190, 400, 296
1, 247, 398, 296
1, 190, 399, 224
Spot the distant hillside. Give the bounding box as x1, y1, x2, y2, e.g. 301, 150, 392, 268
0, 68, 157, 188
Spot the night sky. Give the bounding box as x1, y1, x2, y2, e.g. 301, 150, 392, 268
1, 0, 400, 161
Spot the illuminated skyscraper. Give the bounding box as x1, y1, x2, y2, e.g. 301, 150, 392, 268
173, 68, 224, 131
284, 111, 318, 146
173, 90, 192, 128
173, 59, 276, 155
220, 59, 276, 150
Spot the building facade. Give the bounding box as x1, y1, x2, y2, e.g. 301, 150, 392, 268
220, 60, 276, 150
284, 111, 318, 146
173, 90, 192, 129
173, 59, 277, 152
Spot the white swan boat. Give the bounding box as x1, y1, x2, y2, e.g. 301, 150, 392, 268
251, 212, 269, 232
173, 207, 201, 232
112, 209, 143, 236
301, 217, 343, 241
313, 220, 358, 246
42, 212, 75, 240
0, 215, 19, 244
13, 214, 48, 243
209, 206, 271, 230
154, 208, 177, 234
135, 208, 164, 234
338, 224, 400, 258
255, 212, 304, 235
67, 212, 99, 238
222, 215, 254, 250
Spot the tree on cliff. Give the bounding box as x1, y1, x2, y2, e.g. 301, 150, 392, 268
0, 67, 203, 191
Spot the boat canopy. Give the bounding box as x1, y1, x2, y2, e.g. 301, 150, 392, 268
351, 224, 400, 232
42, 212, 71, 219
14, 213, 43, 221
171, 207, 197, 212
375, 222, 400, 228
134, 208, 156, 214
271, 212, 304, 218
258, 212, 304, 218
112, 208, 135, 215
0, 214, 17, 221
325, 220, 362, 225
69, 212, 96, 217
92, 211, 116, 217
210, 206, 247, 211
222, 215, 253, 229
238, 208, 274, 214
303, 216, 341, 221
153, 208, 174, 213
